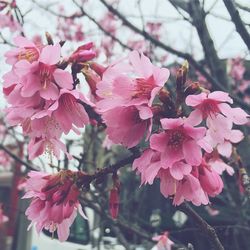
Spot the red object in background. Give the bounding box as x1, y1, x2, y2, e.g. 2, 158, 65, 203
7, 143, 23, 236
109, 187, 119, 219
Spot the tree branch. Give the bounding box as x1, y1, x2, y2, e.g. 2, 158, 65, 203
78, 151, 139, 186
0, 144, 38, 171
179, 203, 224, 250
98, 0, 250, 112
188, 0, 229, 88
223, 0, 250, 51
72, 0, 132, 51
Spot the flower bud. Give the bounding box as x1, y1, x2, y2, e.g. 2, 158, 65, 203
109, 187, 119, 219
90, 62, 106, 77
45, 32, 54, 45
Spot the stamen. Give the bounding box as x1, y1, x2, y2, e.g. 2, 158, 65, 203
167, 130, 185, 149
133, 76, 155, 99
18, 48, 39, 62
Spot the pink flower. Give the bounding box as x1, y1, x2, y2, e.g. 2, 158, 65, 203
32, 89, 90, 135
205, 114, 244, 157
150, 118, 209, 167
172, 173, 209, 206
205, 152, 234, 176
69, 42, 96, 63
132, 150, 208, 206
157, 168, 209, 206
28, 136, 71, 160
186, 91, 249, 126
5, 36, 40, 65
152, 231, 174, 250
23, 170, 87, 242
15, 44, 73, 100
96, 51, 170, 111
102, 105, 153, 148
132, 149, 162, 185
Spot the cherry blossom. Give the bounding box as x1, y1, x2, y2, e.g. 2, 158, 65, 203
150, 117, 210, 167
15, 44, 73, 100
23, 170, 87, 242
5, 36, 40, 65
186, 91, 249, 126
102, 105, 152, 148
96, 50, 170, 111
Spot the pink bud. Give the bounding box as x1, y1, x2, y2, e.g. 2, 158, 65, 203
90, 62, 106, 77
69, 50, 96, 63
109, 188, 119, 219
199, 166, 223, 197
77, 42, 94, 50
84, 71, 100, 95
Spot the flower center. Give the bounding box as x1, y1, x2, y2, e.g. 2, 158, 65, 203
167, 130, 185, 149
133, 76, 155, 99
200, 99, 220, 118
39, 63, 54, 89
18, 47, 39, 63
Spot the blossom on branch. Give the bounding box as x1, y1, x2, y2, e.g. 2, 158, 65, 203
23, 170, 87, 242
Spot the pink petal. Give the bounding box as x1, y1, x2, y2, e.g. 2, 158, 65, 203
144, 161, 162, 184
159, 170, 176, 197
150, 133, 168, 152
39, 44, 61, 65
185, 109, 203, 126
185, 93, 207, 107
53, 69, 73, 89
183, 140, 202, 166
138, 106, 153, 120
14, 36, 35, 47
170, 162, 192, 180
160, 118, 183, 130
161, 146, 184, 168
129, 50, 153, 78
228, 129, 244, 143
208, 91, 233, 104
40, 83, 59, 100
217, 141, 232, 158
219, 103, 249, 125
184, 124, 206, 140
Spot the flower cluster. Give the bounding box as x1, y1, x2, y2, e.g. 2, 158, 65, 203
96, 50, 170, 148
91, 52, 249, 206
3, 36, 95, 160
3, 35, 249, 242
133, 90, 248, 205
23, 170, 87, 241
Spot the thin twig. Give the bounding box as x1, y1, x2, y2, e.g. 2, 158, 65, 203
223, 0, 250, 51
0, 144, 38, 171
98, 0, 250, 112
179, 203, 224, 250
